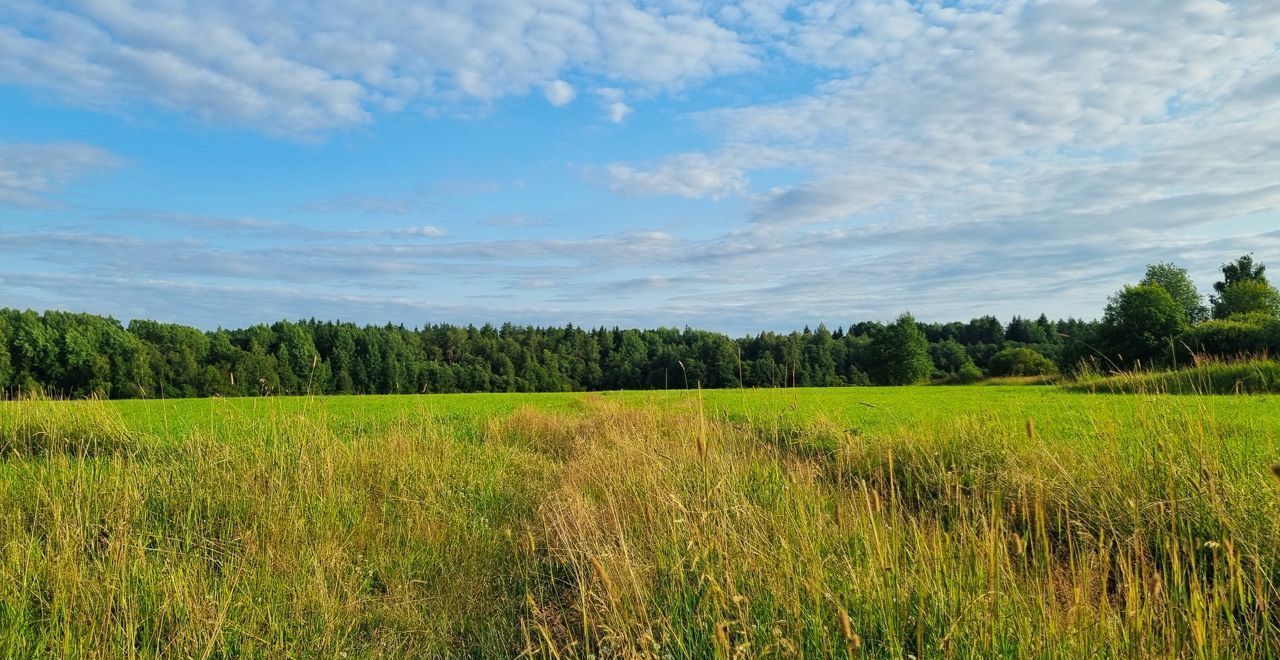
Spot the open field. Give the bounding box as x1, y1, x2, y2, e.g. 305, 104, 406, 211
2, 386, 1279, 657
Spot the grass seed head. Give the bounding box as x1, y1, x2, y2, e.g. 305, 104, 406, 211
838, 607, 854, 642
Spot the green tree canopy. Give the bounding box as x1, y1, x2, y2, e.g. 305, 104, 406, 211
1212, 255, 1273, 320
1098, 284, 1188, 369
928, 339, 974, 375
960, 316, 1004, 345
1212, 280, 1280, 320
866, 313, 933, 385
1004, 316, 1049, 344
1213, 254, 1266, 295
1141, 262, 1207, 324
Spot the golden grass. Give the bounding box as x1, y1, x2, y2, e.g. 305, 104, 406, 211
0, 392, 1276, 656
0, 397, 555, 656
520, 399, 1280, 657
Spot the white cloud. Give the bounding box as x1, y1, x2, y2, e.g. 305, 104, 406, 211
606, 101, 633, 123
0, 0, 756, 135
612, 0, 1280, 235
543, 79, 575, 106
377, 225, 446, 238
606, 153, 746, 199
104, 209, 447, 239
594, 86, 633, 122
6, 218, 1276, 332
7, 1, 1280, 330
0, 142, 122, 207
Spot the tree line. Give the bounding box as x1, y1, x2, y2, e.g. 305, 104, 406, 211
0, 310, 1085, 398
1, 254, 1275, 399
1082, 254, 1280, 370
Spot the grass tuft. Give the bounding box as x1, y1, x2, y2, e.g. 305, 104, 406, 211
0, 394, 136, 458
1066, 357, 1280, 395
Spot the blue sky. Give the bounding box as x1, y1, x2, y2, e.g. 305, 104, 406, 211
2, 1, 1279, 334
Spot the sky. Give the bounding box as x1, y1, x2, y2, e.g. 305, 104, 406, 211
2, 0, 1279, 335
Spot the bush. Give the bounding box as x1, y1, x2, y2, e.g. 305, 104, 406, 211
988, 347, 1057, 377
954, 363, 985, 384
1180, 316, 1278, 358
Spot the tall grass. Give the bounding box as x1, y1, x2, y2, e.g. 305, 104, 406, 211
1067, 357, 1280, 395
521, 398, 1280, 657
0, 394, 136, 458
0, 392, 1276, 656
0, 396, 556, 657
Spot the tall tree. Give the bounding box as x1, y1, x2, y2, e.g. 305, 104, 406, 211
961, 315, 1004, 345
1097, 284, 1188, 368
605, 330, 648, 388
1004, 316, 1048, 344
1211, 255, 1279, 320
1141, 262, 1208, 324
129, 319, 209, 397
1212, 280, 1280, 320
10, 310, 58, 392
805, 324, 838, 386
1213, 254, 1266, 295
865, 313, 933, 385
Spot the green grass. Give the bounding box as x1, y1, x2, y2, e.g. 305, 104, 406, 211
1066, 358, 1280, 395
1, 387, 1279, 656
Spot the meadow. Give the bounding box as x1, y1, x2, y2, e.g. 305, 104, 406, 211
1, 386, 1279, 657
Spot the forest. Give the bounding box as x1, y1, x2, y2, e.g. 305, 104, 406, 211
2, 255, 1277, 398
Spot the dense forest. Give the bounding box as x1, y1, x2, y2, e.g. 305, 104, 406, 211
2, 255, 1277, 399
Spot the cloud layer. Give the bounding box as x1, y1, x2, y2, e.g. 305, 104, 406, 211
0, 142, 122, 207
3, 1, 1280, 332
0, 0, 755, 134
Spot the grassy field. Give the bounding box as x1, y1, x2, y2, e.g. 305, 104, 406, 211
1, 386, 1279, 657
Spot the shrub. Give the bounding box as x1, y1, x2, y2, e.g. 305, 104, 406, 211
954, 363, 985, 384
987, 347, 1057, 377
1180, 316, 1278, 358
